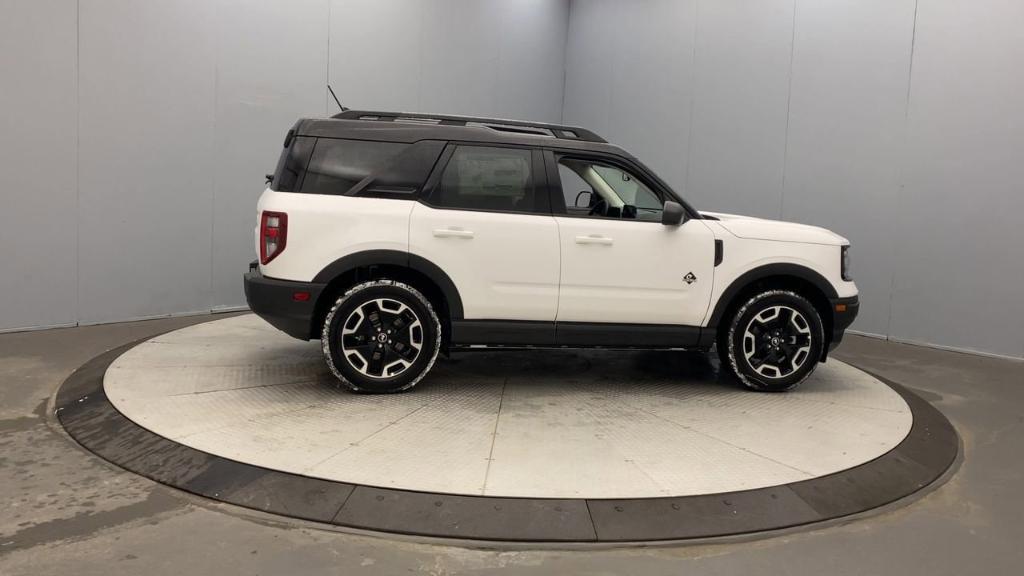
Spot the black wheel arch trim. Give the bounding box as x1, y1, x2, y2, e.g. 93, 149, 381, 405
707, 263, 839, 329
311, 249, 465, 320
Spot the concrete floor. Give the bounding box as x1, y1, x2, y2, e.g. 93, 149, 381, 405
0, 313, 1021, 575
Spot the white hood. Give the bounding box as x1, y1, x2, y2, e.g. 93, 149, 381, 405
702, 211, 848, 246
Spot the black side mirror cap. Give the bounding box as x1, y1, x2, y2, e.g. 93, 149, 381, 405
662, 200, 686, 226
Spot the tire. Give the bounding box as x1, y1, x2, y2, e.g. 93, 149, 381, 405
321, 279, 441, 393
719, 289, 824, 392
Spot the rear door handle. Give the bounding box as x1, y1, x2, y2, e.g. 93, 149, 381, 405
575, 234, 613, 245
433, 227, 475, 239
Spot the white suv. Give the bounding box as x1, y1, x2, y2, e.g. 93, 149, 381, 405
245, 111, 859, 393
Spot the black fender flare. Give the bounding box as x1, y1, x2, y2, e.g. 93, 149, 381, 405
312, 249, 464, 320
706, 263, 838, 328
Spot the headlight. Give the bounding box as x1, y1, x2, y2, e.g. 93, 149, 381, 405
841, 245, 852, 281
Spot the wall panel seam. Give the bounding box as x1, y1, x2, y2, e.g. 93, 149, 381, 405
682, 0, 701, 195
74, 0, 81, 327
885, 0, 920, 340
776, 0, 798, 220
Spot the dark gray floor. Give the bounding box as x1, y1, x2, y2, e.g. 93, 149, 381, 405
1, 313, 1021, 575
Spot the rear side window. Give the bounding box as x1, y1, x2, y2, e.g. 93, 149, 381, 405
431, 146, 543, 213
301, 139, 408, 195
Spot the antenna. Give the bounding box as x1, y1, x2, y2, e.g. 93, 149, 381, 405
328, 85, 348, 112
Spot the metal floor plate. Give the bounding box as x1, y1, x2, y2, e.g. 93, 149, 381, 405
104, 314, 913, 499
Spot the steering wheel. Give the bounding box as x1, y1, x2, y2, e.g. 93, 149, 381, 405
588, 197, 608, 217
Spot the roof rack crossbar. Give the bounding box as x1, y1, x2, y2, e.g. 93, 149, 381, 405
331, 110, 606, 143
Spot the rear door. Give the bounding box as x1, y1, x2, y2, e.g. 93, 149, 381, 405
409, 144, 560, 325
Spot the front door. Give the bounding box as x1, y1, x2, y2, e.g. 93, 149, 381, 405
549, 152, 716, 328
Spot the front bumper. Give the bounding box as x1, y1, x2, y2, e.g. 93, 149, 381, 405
827, 295, 860, 351
243, 262, 326, 340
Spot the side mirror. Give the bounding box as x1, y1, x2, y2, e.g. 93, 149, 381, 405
662, 200, 686, 226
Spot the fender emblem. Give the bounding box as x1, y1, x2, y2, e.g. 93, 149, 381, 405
683, 272, 697, 284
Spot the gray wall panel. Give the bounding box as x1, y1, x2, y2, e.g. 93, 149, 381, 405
564, 0, 1024, 357
492, 0, 569, 124
780, 0, 916, 336
77, 0, 217, 323
889, 0, 1024, 357
417, 1, 504, 117
3, 0, 569, 331
328, 0, 422, 113
562, 0, 619, 144
211, 0, 329, 309
7, 0, 1020, 357
0, 0, 78, 331
686, 0, 794, 218
563, 0, 697, 190
330, 0, 568, 122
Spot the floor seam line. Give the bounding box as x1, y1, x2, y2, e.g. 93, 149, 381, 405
584, 499, 600, 541
330, 485, 358, 523
301, 402, 433, 474
162, 378, 322, 397
174, 401, 329, 441
480, 377, 508, 496
575, 389, 677, 496
620, 400, 817, 477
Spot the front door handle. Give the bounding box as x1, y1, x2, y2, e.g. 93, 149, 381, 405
575, 234, 613, 245
433, 227, 475, 239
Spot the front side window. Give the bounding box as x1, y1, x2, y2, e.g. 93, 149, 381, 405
557, 157, 663, 221
301, 138, 408, 195
432, 146, 540, 213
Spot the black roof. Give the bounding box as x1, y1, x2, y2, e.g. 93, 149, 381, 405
295, 110, 628, 156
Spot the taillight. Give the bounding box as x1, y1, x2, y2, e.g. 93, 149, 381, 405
260, 211, 287, 264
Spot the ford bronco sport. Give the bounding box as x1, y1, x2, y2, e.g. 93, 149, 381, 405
244, 110, 859, 393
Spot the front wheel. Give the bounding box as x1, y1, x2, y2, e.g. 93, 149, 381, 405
720, 289, 824, 392
321, 280, 441, 393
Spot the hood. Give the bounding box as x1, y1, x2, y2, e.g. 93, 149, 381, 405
702, 211, 848, 246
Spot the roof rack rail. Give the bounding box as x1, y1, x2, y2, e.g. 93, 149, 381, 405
331, 110, 606, 143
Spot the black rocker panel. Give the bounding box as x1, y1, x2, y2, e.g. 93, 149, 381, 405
450, 320, 705, 348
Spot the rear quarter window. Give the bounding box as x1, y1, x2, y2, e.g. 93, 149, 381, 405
270, 135, 315, 192
301, 139, 408, 195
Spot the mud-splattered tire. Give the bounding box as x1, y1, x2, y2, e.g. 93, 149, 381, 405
321, 280, 441, 393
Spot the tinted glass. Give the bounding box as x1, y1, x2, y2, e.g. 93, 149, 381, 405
270, 135, 314, 192
557, 157, 663, 221
433, 146, 538, 212
301, 138, 408, 195
359, 140, 445, 199
559, 163, 592, 209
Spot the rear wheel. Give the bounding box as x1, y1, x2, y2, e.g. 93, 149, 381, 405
321, 280, 441, 393
720, 289, 824, 392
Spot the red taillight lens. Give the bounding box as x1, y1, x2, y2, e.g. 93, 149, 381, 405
259, 211, 288, 264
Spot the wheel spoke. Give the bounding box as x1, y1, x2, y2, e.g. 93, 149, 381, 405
339, 296, 424, 380
741, 303, 815, 380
